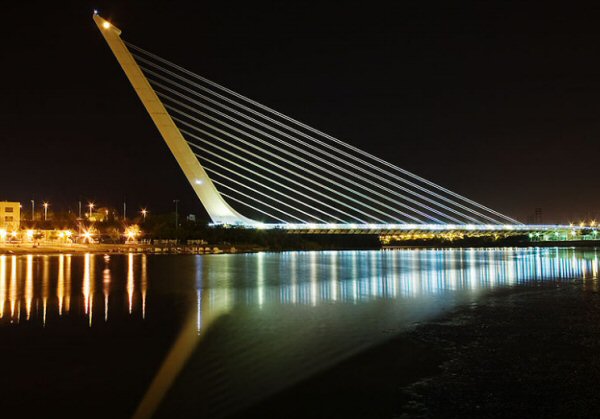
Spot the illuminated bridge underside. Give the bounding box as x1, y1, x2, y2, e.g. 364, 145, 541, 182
95, 14, 559, 234
257, 223, 586, 235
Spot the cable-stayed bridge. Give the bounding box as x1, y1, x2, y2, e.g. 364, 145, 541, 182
93, 13, 585, 237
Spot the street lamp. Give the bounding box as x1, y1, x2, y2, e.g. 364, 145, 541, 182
173, 200, 179, 230
88, 202, 95, 219
43, 202, 49, 221
31, 200, 35, 221
141, 208, 148, 222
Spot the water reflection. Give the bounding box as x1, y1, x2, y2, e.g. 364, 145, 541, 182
10, 256, 16, 318
57, 254, 64, 315
43, 256, 49, 326
142, 254, 147, 319
25, 255, 32, 320
127, 252, 134, 314
103, 255, 111, 322
1, 248, 599, 418
142, 248, 600, 419
0, 253, 147, 326
0, 256, 5, 317
192, 248, 599, 330
0, 248, 598, 328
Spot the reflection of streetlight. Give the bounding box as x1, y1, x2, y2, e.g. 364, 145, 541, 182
43, 202, 49, 221
141, 209, 148, 222
88, 203, 94, 219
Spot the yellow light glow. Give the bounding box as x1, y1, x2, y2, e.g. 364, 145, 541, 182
25, 255, 33, 319
26, 230, 34, 239
81, 227, 97, 244
82, 230, 93, 244
124, 225, 141, 241
0, 229, 6, 240
65, 230, 72, 237
102, 21, 111, 29
127, 253, 134, 314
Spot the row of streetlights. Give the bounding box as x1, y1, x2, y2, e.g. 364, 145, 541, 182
28, 200, 149, 222
30, 200, 49, 221
29, 198, 182, 228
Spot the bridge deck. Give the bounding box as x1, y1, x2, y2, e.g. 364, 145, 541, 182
213, 223, 591, 235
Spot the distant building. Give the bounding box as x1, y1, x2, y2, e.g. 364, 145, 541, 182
0, 201, 20, 231
534, 208, 543, 224
527, 208, 543, 225
88, 207, 111, 222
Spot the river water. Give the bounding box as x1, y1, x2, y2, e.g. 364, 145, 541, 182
0, 248, 597, 418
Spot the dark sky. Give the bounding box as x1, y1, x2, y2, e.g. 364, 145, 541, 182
3, 1, 600, 223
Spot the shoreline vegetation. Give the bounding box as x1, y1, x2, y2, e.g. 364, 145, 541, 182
1, 233, 599, 255
0, 233, 381, 255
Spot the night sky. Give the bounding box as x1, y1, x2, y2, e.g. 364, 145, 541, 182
3, 1, 600, 223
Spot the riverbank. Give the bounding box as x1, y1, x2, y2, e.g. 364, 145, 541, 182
383, 239, 600, 249
242, 279, 600, 418
0, 242, 374, 255
0, 233, 381, 255
0, 243, 247, 255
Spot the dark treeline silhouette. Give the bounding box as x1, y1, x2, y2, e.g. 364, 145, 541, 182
142, 214, 381, 250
